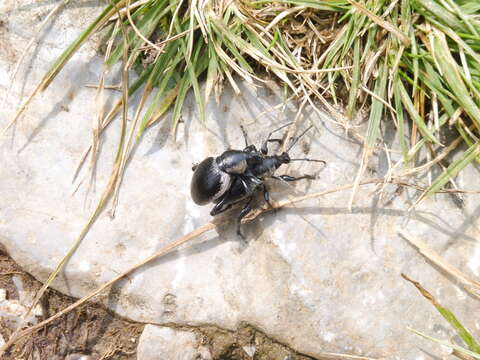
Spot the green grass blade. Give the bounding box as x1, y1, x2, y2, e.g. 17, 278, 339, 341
365, 60, 388, 147
138, 44, 184, 133
346, 38, 361, 120
106, 1, 170, 67
412, 0, 468, 33
420, 143, 480, 200
393, 79, 409, 165
41, 0, 128, 90
410, 329, 480, 359
432, 30, 480, 129
184, 39, 206, 124
395, 80, 441, 144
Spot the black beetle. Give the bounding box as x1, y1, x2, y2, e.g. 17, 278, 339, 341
191, 123, 325, 238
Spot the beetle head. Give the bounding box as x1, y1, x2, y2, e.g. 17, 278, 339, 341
278, 152, 291, 165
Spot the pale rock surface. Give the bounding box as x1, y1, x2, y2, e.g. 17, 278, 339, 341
137, 325, 211, 360
64, 354, 98, 360
1, 1, 480, 360
0, 275, 42, 330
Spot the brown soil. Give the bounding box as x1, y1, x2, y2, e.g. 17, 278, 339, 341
0, 249, 316, 360
195, 324, 316, 360
0, 249, 143, 360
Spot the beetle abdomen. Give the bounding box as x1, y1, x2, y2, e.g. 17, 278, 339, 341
191, 157, 232, 205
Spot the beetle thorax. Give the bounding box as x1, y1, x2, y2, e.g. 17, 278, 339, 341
216, 150, 248, 174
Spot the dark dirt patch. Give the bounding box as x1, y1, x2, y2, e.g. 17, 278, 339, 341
194, 323, 316, 360
0, 249, 143, 360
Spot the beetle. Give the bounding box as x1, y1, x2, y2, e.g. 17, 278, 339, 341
191, 123, 325, 238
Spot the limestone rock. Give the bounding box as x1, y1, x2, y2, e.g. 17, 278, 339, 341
137, 325, 210, 360
1, 1, 480, 360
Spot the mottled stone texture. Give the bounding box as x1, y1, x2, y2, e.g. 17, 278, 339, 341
1, 1, 480, 359
137, 325, 211, 360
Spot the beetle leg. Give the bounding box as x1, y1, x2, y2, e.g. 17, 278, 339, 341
262, 184, 274, 210
244, 172, 262, 187
260, 138, 283, 155
272, 174, 316, 182
236, 174, 262, 197
210, 192, 233, 216
237, 196, 253, 239
238, 176, 249, 191
210, 201, 233, 216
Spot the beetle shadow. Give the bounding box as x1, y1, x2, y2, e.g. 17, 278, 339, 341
442, 203, 480, 248
377, 116, 397, 177
103, 231, 229, 312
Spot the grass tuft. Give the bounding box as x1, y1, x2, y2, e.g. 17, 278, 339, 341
5, 0, 480, 204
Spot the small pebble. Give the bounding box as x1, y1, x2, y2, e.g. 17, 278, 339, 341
242, 344, 256, 358
0, 288, 6, 301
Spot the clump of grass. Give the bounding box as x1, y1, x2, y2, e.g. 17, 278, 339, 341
6, 0, 480, 205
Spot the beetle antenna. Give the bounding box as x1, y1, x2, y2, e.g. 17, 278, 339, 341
286, 125, 314, 152
265, 121, 294, 141
290, 158, 326, 164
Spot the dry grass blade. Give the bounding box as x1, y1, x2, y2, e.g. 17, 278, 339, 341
0, 166, 121, 359
398, 229, 480, 299
89, 19, 120, 191
398, 134, 464, 177
125, 0, 164, 52
409, 328, 480, 359
452, 351, 479, 360
307, 353, 379, 360
347, 0, 410, 46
